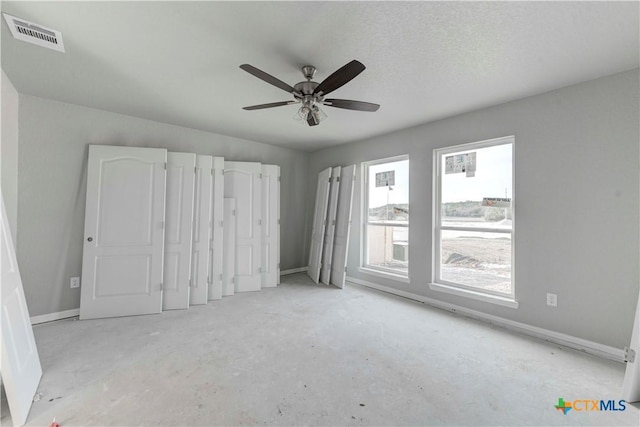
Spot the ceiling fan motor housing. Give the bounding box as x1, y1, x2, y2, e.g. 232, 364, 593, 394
294, 80, 319, 96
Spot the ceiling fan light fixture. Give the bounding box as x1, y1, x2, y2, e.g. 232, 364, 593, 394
295, 102, 326, 126
294, 108, 308, 124
312, 105, 327, 123
297, 105, 311, 120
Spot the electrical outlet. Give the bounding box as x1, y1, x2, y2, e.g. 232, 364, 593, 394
70, 277, 80, 289
546, 293, 557, 307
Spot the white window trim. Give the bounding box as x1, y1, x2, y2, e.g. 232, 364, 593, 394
361, 154, 410, 279
358, 267, 410, 284
432, 135, 516, 305
428, 282, 519, 309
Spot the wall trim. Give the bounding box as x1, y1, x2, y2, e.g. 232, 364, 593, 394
346, 276, 625, 363
281, 266, 308, 276
31, 266, 306, 323
31, 308, 79, 325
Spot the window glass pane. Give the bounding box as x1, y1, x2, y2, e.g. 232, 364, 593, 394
441, 144, 512, 230
366, 224, 408, 274
440, 229, 511, 294
368, 160, 409, 224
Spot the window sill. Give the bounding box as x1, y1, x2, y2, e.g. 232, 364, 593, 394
358, 267, 410, 284
428, 282, 519, 309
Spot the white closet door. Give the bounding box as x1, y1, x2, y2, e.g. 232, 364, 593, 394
623, 288, 640, 402
222, 198, 236, 296
277, 172, 281, 286
1, 194, 42, 426
320, 166, 341, 284
307, 167, 332, 283
224, 161, 262, 292
190, 155, 213, 305
208, 157, 224, 300
80, 145, 166, 320
331, 164, 356, 289
162, 153, 196, 310
261, 164, 280, 288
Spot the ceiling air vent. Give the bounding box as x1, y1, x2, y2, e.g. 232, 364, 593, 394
3, 13, 65, 53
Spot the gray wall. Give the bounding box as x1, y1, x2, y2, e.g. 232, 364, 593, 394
308, 69, 640, 349
1, 70, 19, 241
17, 95, 309, 317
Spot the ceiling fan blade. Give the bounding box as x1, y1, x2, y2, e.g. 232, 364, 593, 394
240, 64, 299, 95
313, 60, 366, 96
243, 101, 298, 111
323, 99, 380, 112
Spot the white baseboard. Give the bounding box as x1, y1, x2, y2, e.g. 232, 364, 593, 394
31, 271, 308, 323
281, 266, 308, 276
346, 276, 625, 363
31, 308, 79, 325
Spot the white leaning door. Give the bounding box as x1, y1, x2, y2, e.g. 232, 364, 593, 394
222, 198, 236, 296
307, 167, 332, 283
320, 167, 341, 285
208, 157, 224, 300
622, 289, 640, 402
190, 155, 213, 305
224, 161, 262, 292
261, 164, 280, 288
80, 145, 167, 320
331, 164, 356, 289
1, 194, 42, 426
163, 152, 196, 310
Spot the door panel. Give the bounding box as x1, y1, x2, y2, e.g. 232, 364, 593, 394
97, 158, 154, 246
190, 155, 213, 305
331, 165, 356, 288
1, 194, 42, 426
307, 167, 332, 283
222, 198, 236, 296
320, 167, 341, 284
208, 157, 224, 300
95, 255, 151, 296
224, 161, 262, 292
162, 152, 196, 310
80, 145, 167, 319
261, 165, 280, 287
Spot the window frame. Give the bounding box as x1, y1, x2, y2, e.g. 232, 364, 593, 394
431, 136, 516, 306
361, 154, 410, 280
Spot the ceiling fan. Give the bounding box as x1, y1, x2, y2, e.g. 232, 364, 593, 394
240, 60, 380, 126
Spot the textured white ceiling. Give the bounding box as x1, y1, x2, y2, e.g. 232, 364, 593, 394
1, 1, 638, 151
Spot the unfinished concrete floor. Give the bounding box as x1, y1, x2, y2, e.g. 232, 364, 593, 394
3, 273, 638, 426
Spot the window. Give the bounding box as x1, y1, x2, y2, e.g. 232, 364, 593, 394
362, 155, 409, 278
432, 137, 515, 305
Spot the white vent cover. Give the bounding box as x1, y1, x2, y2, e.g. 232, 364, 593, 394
3, 13, 65, 53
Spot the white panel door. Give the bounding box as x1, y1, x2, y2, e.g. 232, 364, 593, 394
222, 198, 236, 297
208, 157, 225, 300
623, 289, 640, 402
1, 194, 42, 426
307, 167, 332, 283
189, 155, 213, 305
331, 165, 356, 289
320, 167, 341, 285
163, 153, 196, 310
80, 145, 167, 320
224, 161, 262, 292
277, 171, 281, 286
261, 164, 280, 288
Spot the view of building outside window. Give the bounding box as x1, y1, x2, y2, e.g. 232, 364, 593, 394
365, 157, 409, 275
436, 140, 513, 295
